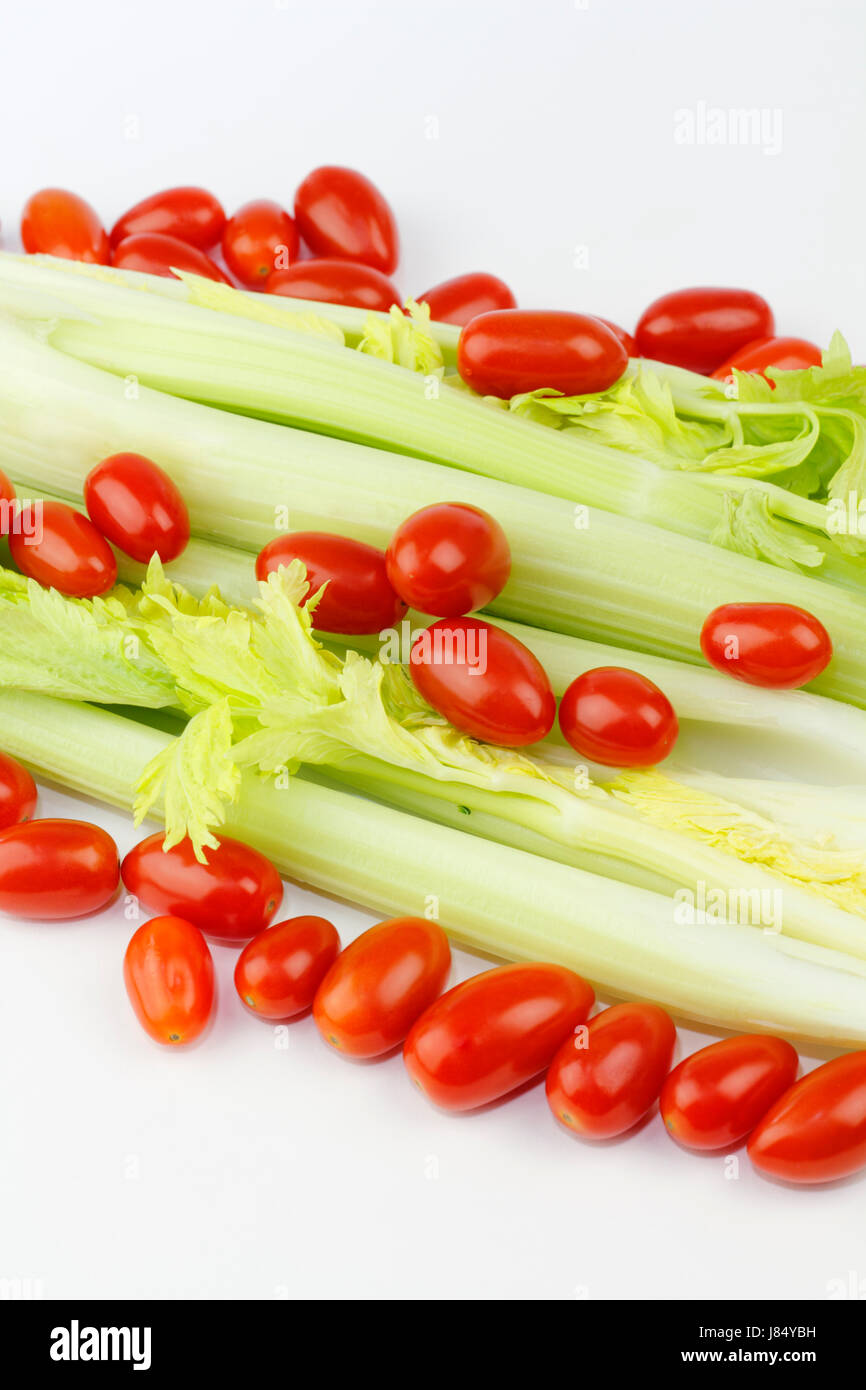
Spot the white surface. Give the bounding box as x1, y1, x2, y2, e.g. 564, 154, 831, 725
1, 0, 865, 1302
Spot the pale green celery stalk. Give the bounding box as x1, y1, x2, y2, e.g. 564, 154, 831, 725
1, 252, 860, 583
4, 321, 866, 705
4, 688, 866, 1046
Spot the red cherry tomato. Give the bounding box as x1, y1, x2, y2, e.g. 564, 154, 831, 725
111, 232, 229, 284
748, 1052, 866, 1184
124, 915, 214, 1045
0, 752, 37, 831
0, 818, 119, 919
294, 165, 399, 274
416, 272, 516, 327
313, 917, 451, 1059
9, 500, 117, 598
700, 602, 833, 689
21, 188, 109, 264
221, 200, 300, 288
546, 1002, 676, 1139
235, 915, 340, 1021
255, 531, 406, 635
0, 470, 15, 535
386, 503, 511, 616
558, 666, 679, 767
711, 336, 823, 383
457, 310, 628, 399
121, 833, 283, 943
594, 317, 637, 357
634, 287, 775, 374
405, 962, 595, 1111
661, 1034, 798, 1152
110, 187, 225, 252
84, 452, 190, 563
266, 259, 400, 311
410, 617, 556, 747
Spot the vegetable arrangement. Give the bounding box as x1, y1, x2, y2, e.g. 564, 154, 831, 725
2, 171, 866, 1186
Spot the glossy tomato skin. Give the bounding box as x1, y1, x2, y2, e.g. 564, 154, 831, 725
546, 1002, 676, 1139
634, 287, 775, 374
235, 915, 340, 1020
405, 963, 595, 1111
458, 310, 627, 399
0, 470, 16, 535
748, 1052, 866, 1184
700, 602, 832, 689
558, 666, 679, 767
661, 1034, 798, 1152
222, 200, 300, 288
0, 819, 119, 919
111, 232, 230, 283
124, 915, 214, 1045
417, 272, 516, 327
109, 186, 225, 251
411, 617, 556, 747
266, 259, 400, 311
10, 500, 117, 598
313, 917, 451, 1058
256, 531, 406, 634
711, 336, 823, 382
121, 833, 283, 943
595, 317, 637, 357
84, 453, 190, 563
21, 188, 109, 263
0, 752, 37, 831
294, 165, 399, 274
386, 503, 512, 616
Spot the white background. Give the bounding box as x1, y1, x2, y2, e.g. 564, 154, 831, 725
1, 0, 865, 1302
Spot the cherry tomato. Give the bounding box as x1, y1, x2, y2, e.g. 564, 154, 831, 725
558, 666, 679, 767
84, 452, 190, 563
661, 1034, 798, 1151
294, 165, 399, 274
405, 962, 595, 1111
458, 310, 627, 399
594, 317, 636, 357
235, 915, 341, 1020
386, 503, 511, 616
109, 186, 225, 252
546, 1002, 676, 1139
9, 500, 117, 598
266, 259, 400, 311
313, 917, 450, 1059
748, 1052, 866, 1184
0, 752, 38, 830
124, 915, 214, 1045
416, 272, 516, 327
0, 470, 15, 535
0, 818, 119, 919
21, 188, 109, 264
410, 616, 555, 747
711, 336, 823, 383
634, 287, 775, 374
221, 200, 300, 288
700, 602, 833, 689
111, 232, 229, 284
121, 833, 283, 943
255, 531, 406, 635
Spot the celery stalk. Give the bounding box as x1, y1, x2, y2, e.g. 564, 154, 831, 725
1, 252, 862, 588
3, 688, 866, 1046
4, 320, 866, 705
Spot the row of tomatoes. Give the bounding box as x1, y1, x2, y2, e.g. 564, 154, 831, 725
0, 771, 860, 1187
13, 179, 823, 399
256, 504, 834, 764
